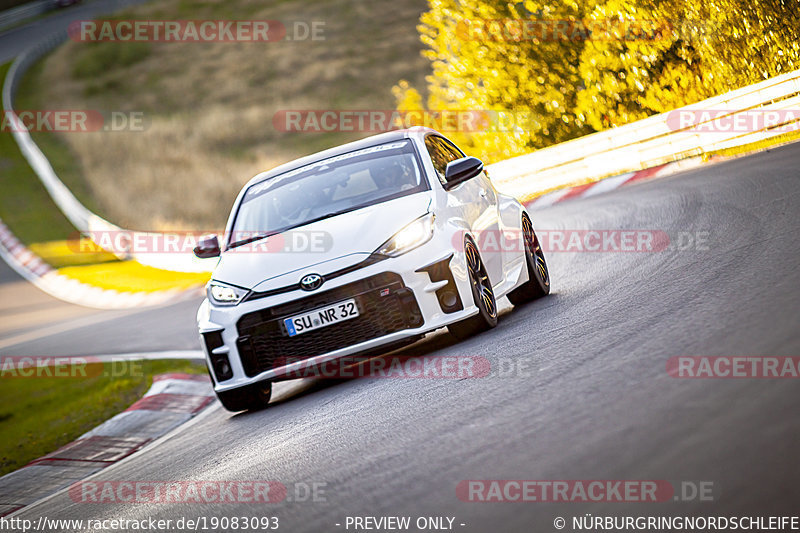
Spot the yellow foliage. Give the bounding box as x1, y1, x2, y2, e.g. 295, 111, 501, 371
397, 0, 800, 161
392, 80, 425, 113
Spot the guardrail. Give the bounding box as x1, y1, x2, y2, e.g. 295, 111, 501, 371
486, 70, 800, 202
0, 0, 51, 32
4, 31, 800, 273
2, 31, 216, 273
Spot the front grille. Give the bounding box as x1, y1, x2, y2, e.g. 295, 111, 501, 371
236, 272, 423, 377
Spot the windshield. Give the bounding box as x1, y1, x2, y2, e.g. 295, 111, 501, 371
229, 140, 426, 247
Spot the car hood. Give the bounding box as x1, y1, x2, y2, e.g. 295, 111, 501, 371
212, 193, 431, 291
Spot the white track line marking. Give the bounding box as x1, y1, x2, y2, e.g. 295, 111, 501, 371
0, 309, 140, 351
92, 350, 205, 361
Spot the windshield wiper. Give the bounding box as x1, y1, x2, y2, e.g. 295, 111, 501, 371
304, 207, 358, 224
228, 231, 279, 249
228, 208, 359, 249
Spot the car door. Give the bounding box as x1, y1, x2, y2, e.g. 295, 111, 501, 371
424, 135, 504, 285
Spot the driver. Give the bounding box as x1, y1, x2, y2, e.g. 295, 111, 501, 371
373, 160, 414, 191
273, 183, 312, 225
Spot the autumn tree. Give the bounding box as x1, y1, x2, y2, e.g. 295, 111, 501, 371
576, 0, 800, 129
398, 0, 800, 161
394, 0, 594, 162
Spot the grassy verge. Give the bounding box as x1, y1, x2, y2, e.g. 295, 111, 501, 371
0, 62, 77, 244
3, 63, 212, 290
15, 58, 110, 219
703, 128, 800, 159
0, 359, 206, 477
28, 0, 432, 230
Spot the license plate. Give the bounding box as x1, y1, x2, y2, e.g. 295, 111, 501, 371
284, 298, 359, 337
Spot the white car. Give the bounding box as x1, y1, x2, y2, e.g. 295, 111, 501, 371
194, 127, 550, 411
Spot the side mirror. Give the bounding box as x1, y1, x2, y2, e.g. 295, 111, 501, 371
194, 234, 221, 258
443, 156, 484, 190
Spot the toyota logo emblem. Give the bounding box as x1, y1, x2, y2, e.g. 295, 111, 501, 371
300, 273, 323, 291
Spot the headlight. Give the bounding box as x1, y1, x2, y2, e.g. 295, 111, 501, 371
207, 281, 248, 306
375, 213, 435, 257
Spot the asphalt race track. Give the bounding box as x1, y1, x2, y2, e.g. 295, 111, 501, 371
7, 141, 800, 531
0, 0, 151, 64
0, 259, 200, 355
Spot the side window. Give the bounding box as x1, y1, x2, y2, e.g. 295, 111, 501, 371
440, 138, 466, 160
424, 136, 462, 185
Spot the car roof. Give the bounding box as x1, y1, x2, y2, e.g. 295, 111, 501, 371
243, 127, 438, 189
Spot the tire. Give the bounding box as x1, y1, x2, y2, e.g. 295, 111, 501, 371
448, 237, 498, 341
507, 212, 550, 305
216, 381, 272, 412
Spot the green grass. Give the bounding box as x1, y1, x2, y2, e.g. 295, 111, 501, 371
0, 63, 77, 244
2, 59, 213, 286
14, 59, 109, 218
174, 0, 285, 19
72, 41, 152, 80
0, 359, 207, 476
25, 0, 433, 229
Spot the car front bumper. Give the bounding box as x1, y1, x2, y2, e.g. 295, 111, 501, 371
197, 244, 478, 393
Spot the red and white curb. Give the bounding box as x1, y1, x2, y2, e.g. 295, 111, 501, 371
0, 373, 215, 517
523, 157, 712, 210
0, 219, 204, 309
